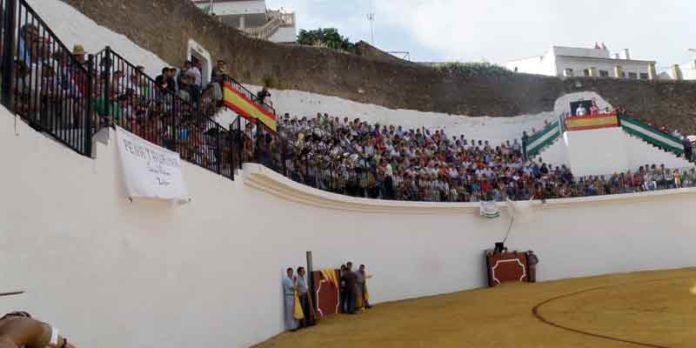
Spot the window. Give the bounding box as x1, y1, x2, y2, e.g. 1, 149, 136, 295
563, 68, 574, 77
628, 72, 638, 80
583, 69, 590, 77
599, 70, 610, 78
640, 73, 649, 80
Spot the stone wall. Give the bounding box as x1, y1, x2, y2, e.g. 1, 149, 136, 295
61, 0, 696, 133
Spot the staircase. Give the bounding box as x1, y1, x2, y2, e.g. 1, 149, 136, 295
618, 114, 693, 164
525, 120, 562, 158
243, 10, 295, 41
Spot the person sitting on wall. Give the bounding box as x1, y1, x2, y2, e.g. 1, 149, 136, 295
0, 311, 76, 348
576, 104, 588, 116
257, 87, 272, 106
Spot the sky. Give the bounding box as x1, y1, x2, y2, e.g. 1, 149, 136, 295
265, 0, 696, 69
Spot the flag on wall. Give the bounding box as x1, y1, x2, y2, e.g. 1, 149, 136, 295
565, 113, 619, 131
222, 82, 277, 132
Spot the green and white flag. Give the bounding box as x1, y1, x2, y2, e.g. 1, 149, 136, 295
480, 201, 500, 219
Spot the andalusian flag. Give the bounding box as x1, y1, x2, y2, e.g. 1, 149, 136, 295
480, 201, 500, 219
223, 82, 277, 132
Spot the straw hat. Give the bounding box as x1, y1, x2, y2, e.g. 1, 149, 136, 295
72, 44, 85, 55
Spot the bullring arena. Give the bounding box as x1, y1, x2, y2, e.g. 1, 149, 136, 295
1, 0, 696, 347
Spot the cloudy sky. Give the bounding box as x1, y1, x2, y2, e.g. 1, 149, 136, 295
265, 0, 696, 69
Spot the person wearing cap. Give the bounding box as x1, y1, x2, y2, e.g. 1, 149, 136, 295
72, 44, 86, 64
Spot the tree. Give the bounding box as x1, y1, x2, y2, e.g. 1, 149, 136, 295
297, 28, 355, 52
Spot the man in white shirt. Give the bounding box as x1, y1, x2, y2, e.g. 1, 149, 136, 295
576, 104, 588, 116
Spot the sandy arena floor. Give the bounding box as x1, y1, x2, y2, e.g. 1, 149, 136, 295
256, 268, 696, 347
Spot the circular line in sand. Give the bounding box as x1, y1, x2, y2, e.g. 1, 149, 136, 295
531, 279, 679, 348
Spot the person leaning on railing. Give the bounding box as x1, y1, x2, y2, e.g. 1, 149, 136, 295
210, 59, 228, 107
0, 312, 76, 348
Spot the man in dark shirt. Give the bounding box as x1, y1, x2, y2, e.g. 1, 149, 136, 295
155, 68, 177, 94
527, 251, 539, 283
155, 67, 168, 88
257, 87, 271, 105
683, 136, 693, 162
342, 262, 358, 314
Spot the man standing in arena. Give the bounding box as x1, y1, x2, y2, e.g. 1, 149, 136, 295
358, 264, 373, 309
296, 267, 316, 327
282, 268, 299, 331
342, 262, 358, 314
527, 251, 539, 283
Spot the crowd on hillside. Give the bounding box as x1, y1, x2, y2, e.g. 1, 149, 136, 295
267, 113, 696, 203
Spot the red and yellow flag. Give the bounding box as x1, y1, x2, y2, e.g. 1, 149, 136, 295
223, 82, 277, 132
566, 113, 619, 131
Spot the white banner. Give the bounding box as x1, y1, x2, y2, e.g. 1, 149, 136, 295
115, 126, 189, 201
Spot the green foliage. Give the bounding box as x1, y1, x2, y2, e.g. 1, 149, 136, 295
432, 62, 511, 78
297, 28, 355, 52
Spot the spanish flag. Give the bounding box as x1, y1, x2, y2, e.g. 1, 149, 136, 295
223, 82, 277, 132
566, 113, 619, 131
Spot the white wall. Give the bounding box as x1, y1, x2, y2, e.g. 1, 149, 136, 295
3, 106, 696, 347
27, 0, 169, 79
507, 50, 556, 76
269, 26, 297, 44
565, 128, 631, 177
508, 46, 653, 79
537, 137, 569, 168
555, 56, 651, 79
680, 60, 696, 80
624, 132, 693, 169
202, 0, 266, 16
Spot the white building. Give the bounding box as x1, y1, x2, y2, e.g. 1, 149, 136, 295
191, 0, 297, 43
667, 60, 696, 80
507, 45, 657, 80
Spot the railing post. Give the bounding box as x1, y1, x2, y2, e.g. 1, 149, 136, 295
254, 119, 261, 163
1, 0, 17, 109
232, 124, 241, 181
216, 124, 222, 175
84, 54, 94, 156
102, 46, 111, 127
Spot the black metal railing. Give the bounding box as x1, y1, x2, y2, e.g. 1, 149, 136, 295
94, 47, 237, 180
0, 0, 273, 177
1, 0, 92, 155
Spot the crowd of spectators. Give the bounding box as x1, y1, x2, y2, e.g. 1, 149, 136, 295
10, 22, 694, 199
266, 113, 696, 202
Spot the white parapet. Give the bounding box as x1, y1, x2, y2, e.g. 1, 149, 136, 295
564, 127, 630, 177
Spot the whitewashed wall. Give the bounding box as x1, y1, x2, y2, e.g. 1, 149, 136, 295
2, 106, 696, 347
